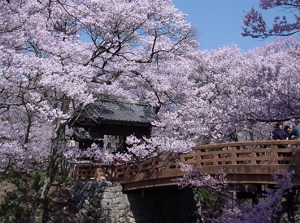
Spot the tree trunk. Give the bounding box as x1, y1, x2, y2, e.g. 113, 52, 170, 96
33, 120, 66, 223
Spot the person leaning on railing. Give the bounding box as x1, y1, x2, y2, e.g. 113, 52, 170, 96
290, 120, 300, 139
273, 122, 289, 140
272, 122, 289, 148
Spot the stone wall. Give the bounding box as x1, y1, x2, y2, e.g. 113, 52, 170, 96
72, 181, 135, 223
72, 182, 198, 223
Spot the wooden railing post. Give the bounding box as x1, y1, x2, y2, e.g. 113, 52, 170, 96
196, 151, 201, 166
251, 149, 257, 165
271, 144, 278, 164
231, 147, 237, 165
213, 153, 218, 166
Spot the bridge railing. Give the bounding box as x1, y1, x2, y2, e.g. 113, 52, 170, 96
112, 153, 180, 182
181, 140, 300, 166
75, 162, 113, 182
112, 140, 300, 183
74, 140, 300, 184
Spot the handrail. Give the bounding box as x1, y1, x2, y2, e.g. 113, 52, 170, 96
75, 140, 300, 189
192, 140, 300, 150
182, 140, 300, 166
113, 153, 180, 181
114, 140, 300, 178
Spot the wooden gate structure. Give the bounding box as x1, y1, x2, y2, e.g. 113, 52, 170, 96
75, 140, 300, 191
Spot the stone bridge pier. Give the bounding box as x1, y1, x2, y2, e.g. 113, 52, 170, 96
72, 181, 198, 223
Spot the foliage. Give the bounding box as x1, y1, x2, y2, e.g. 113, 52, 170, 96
218, 171, 296, 223
242, 0, 300, 38
1, 0, 300, 221
0, 167, 38, 223
180, 167, 298, 223
194, 187, 229, 222
178, 164, 227, 192
196, 187, 219, 210
178, 164, 229, 221
0, 168, 81, 223
1, 0, 300, 171
159, 38, 300, 144
0, 0, 198, 220
0, 0, 197, 170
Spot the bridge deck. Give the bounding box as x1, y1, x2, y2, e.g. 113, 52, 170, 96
75, 140, 300, 191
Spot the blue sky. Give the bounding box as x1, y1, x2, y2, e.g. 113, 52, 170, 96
172, 0, 280, 51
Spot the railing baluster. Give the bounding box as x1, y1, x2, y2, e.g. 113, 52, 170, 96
213, 153, 218, 166
196, 151, 201, 166
271, 144, 278, 164
251, 149, 256, 164
232, 147, 236, 165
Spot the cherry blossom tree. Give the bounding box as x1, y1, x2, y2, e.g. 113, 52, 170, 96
242, 0, 300, 38
2, 0, 300, 221
180, 165, 297, 222
213, 171, 296, 223
122, 36, 300, 158
0, 0, 198, 221
156, 37, 300, 144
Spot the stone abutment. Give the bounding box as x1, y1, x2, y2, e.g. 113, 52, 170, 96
72, 181, 198, 223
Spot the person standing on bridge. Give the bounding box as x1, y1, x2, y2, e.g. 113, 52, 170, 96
272, 122, 289, 140
284, 125, 293, 139
290, 119, 300, 139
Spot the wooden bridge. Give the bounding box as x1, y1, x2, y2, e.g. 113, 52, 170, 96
75, 140, 300, 191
